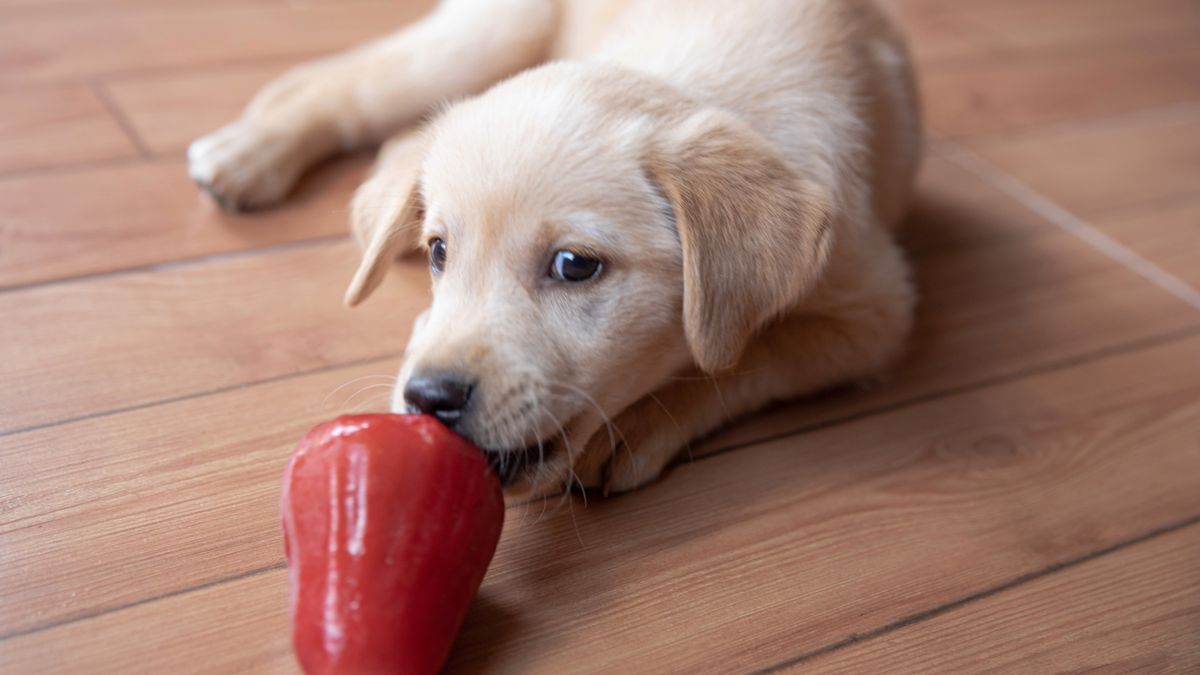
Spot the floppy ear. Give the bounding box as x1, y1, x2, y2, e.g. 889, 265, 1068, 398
648, 109, 833, 373
344, 133, 429, 307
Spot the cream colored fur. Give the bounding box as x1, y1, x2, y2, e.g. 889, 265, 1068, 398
190, 0, 922, 498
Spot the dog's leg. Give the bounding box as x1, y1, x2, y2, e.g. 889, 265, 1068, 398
188, 0, 557, 210
584, 233, 916, 494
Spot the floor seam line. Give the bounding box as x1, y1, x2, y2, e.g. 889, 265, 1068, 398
684, 324, 1200, 468
753, 512, 1200, 673
0, 351, 404, 439
0, 154, 156, 181
940, 99, 1200, 146
0, 233, 352, 295
938, 142, 1200, 313
0, 562, 288, 643
90, 79, 154, 158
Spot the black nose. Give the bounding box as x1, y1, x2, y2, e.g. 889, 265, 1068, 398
403, 372, 475, 427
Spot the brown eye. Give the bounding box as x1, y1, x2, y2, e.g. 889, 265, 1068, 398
550, 250, 602, 282
429, 238, 447, 274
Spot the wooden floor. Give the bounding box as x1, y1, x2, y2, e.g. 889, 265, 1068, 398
2, 1, 1200, 672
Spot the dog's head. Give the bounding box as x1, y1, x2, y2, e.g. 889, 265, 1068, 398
346, 63, 831, 496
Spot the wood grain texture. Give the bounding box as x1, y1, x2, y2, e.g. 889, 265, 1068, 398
0, 85, 138, 173
0, 1, 434, 85
797, 524, 1200, 673
0, 0, 384, 7
923, 39, 1200, 139
0, 571, 296, 675
890, 0, 1200, 70
4, 334, 1198, 673
0, 241, 427, 434
0, 156, 366, 288
897, 154, 1049, 255
103, 63, 289, 155
896, 0, 1200, 55
899, 0, 1200, 140
967, 106, 1200, 217
1093, 196, 1200, 290
0, 359, 395, 637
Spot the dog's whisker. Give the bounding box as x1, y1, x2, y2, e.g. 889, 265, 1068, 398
510, 397, 549, 529
708, 374, 734, 423
536, 402, 585, 522
322, 374, 397, 409
536, 491, 550, 525
532, 401, 547, 474
349, 392, 392, 413
543, 383, 625, 459
539, 405, 587, 517
532, 403, 573, 514
341, 383, 399, 410
647, 391, 692, 463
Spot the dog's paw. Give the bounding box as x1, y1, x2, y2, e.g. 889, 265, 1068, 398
603, 440, 671, 495
187, 121, 308, 211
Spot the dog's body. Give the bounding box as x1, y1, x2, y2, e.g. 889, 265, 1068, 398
190, 0, 922, 497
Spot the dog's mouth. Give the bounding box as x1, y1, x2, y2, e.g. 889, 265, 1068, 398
483, 438, 557, 487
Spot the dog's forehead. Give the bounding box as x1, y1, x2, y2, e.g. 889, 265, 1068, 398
419, 72, 671, 257
421, 142, 652, 250
422, 76, 650, 194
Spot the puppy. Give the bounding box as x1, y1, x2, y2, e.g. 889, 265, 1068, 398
189, 0, 922, 498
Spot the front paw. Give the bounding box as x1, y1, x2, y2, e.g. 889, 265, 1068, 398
603, 443, 669, 495
187, 121, 309, 211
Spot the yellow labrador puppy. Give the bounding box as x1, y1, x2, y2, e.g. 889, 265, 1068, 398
190, 0, 922, 498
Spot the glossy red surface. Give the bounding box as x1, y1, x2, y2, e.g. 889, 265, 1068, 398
281, 414, 504, 675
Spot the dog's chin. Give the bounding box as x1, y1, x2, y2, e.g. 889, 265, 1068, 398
483, 444, 541, 487
482, 436, 565, 497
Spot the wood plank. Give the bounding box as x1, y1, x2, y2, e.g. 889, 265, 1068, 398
3, 332, 1198, 673
0, 156, 366, 288
0, 359, 397, 637
0, 1, 434, 85
888, 0, 997, 67
0, 571, 296, 675
923, 39, 1200, 140
103, 63, 288, 155
892, 0, 1200, 68
0, 0, 384, 7
898, 154, 1048, 255
798, 524, 1200, 673
1093, 196, 1200, 291
0, 240, 428, 434
966, 106, 1200, 217
954, 0, 1200, 54
896, 0, 1200, 58
0, 85, 138, 173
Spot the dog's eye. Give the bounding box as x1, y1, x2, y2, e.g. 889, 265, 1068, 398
428, 238, 447, 274
550, 250, 602, 282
